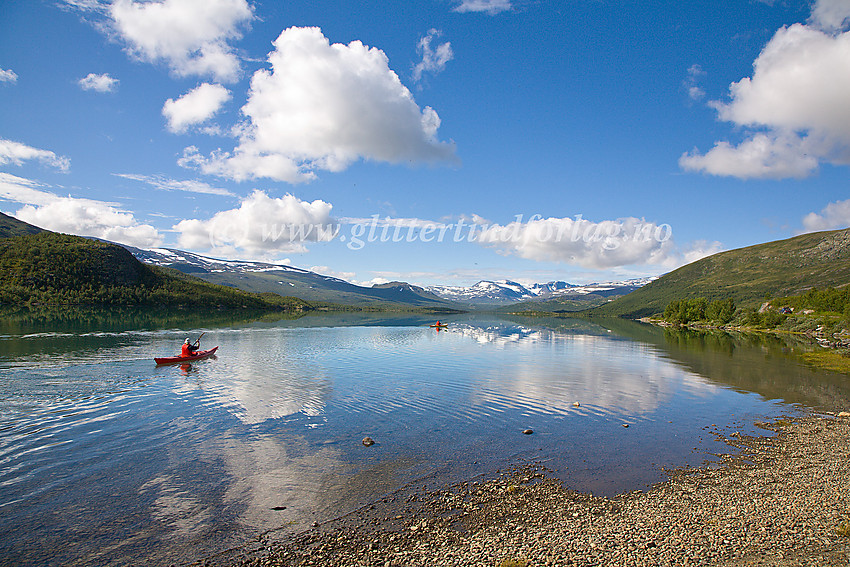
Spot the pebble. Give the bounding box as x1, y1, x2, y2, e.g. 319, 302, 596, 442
228, 416, 850, 567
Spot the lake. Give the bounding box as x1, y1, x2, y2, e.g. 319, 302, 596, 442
1, 310, 847, 566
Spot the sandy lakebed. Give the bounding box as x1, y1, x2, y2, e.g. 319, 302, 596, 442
202, 413, 850, 567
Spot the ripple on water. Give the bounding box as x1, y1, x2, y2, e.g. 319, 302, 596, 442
0, 318, 820, 566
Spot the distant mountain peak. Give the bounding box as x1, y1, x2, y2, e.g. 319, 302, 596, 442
123, 244, 652, 309
426, 277, 653, 306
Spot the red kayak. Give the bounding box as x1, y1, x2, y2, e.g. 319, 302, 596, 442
155, 346, 218, 365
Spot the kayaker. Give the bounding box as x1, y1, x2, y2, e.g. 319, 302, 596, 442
182, 338, 199, 357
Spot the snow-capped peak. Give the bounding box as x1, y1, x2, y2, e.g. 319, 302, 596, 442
425, 277, 654, 305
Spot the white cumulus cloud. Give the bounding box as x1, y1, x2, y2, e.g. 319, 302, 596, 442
475, 215, 680, 269
16, 201, 162, 248
0, 138, 70, 172
162, 83, 231, 133
0, 172, 162, 247
180, 26, 457, 183
469, 215, 721, 271
0, 68, 18, 84
78, 72, 119, 92
453, 0, 512, 15
413, 29, 453, 83
680, 132, 819, 180
801, 199, 850, 232
810, 0, 850, 32
174, 190, 338, 258
110, 0, 253, 82
681, 0, 850, 179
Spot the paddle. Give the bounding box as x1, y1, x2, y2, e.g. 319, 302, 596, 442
194, 332, 205, 346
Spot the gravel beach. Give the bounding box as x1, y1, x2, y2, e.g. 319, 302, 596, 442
215, 413, 850, 567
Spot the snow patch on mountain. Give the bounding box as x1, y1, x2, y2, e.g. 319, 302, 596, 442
126, 244, 656, 307
127, 246, 345, 279
426, 277, 656, 305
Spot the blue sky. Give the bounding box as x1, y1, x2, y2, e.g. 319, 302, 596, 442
1, 0, 849, 287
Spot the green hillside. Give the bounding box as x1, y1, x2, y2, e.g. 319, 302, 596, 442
0, 212, 44, 238
0, 231, 309, 310
594, 228, 850, 319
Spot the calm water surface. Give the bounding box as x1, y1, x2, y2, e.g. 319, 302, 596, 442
1, 311, 847, 566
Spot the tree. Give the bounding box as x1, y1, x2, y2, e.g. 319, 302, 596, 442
663, 297, 711, 324
706, 298, 735, 324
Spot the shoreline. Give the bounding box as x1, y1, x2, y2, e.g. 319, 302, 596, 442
638, 317, 850, 376
636, 316, 847, 347
211, 412, 850, 566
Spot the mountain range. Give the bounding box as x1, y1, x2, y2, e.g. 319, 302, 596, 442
425, 278, 653, 306
124, 246, 651, 309
124, 246, 457, 310
3, 212, 845, 317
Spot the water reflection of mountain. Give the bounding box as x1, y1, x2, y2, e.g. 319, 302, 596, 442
498, 315, 618, 337
549, 317, 850, 412
449, 321, 712, 418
